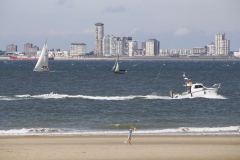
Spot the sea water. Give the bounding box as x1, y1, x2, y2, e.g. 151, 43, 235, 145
0, 59, 239, 136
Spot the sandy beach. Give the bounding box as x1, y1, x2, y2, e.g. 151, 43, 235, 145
0, 136, 239, 160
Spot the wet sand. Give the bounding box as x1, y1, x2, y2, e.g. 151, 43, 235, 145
1, 136, 240, 160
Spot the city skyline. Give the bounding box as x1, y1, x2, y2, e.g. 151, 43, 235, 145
0, 0, 240, 52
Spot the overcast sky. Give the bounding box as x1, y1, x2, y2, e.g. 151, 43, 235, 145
0, 0, 239, 52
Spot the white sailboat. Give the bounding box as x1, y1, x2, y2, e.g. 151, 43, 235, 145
33, 40, 49, 71
111, 58, 118, 72
111, 55, 126, 74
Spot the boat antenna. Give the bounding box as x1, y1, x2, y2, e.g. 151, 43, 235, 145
168, 0, 190, 50
133, 0, 191, 130
183, 72, 191, 81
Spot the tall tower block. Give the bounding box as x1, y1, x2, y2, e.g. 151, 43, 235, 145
94, 22, 104, 55
215, 33, 225, 55
215, 33, 230, 55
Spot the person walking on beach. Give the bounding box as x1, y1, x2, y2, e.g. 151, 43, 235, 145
124, 126, 135, 145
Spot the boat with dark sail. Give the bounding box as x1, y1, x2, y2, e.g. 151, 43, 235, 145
111, 55, 126, 74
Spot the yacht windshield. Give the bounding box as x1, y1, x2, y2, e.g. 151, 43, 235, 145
194, 85, 203, 88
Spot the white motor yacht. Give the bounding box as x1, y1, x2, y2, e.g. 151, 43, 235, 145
170, 73, 221, 98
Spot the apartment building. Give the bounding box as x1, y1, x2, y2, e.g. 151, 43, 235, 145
215, 33, 230, 55
145, 39, 159, 56
94, 22, 104, 55
6, 44, 17, 53
70, 43, 86, 57
24, 43, 39, 55
128, 40, 138, 57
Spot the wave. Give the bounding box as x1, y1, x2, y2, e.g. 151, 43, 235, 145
0, 92, 227, 101
0, 126, 239, 136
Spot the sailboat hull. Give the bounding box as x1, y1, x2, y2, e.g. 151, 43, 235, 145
114, 70, 126, 74
33, 68, 49, 72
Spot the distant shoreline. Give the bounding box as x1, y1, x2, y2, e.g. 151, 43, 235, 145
1, 56, 239, 61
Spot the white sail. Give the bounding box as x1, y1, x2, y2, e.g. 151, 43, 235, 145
115, 61, 120, 72
112, 55, 125, 74
111, 58, 117, 71
33, 40, 49, 71
43, 43, 49, 67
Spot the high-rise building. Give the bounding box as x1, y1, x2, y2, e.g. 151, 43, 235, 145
110, 37, 122, 56
145, 39, 159, 56
103, 35, 122, 56
121, 37, 132, 55
103, 35, 111, 56
215, 33, 230, 55
70, 43, 86, 57
221, 39, 230, 55
94, 22, 104, 55
6, 44, 17, 52
24, 43, 39, 55
24, 43, 32, 54
128, 40, 138, 57
115, 37, 122, 56
207, 42, 215, 56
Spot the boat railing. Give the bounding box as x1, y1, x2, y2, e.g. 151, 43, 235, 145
212, 83, 221, 88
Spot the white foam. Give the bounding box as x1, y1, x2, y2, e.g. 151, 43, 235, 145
0, 126, 239, 136
145, 95, 172, 100
9, 93, 144, 101
31, 92, 69, 99
201, 95, 226, 99
0, 93, 227, 101
15, 94, 31, 98
0, 96, 17, 101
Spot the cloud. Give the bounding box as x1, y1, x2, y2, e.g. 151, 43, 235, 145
57, 0, 71, 5
49, 29, 95, 36
49, 30, 79, 36
0, 30, 90, 37
204, 30, 214, 36
83, 29, 95, 34
56, 0, 73, 8
175, 28, 190, 36
49, 30, 66, 36
129, 28, 141, 35
102, 5, 127, 13
0, 31, 42, 37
